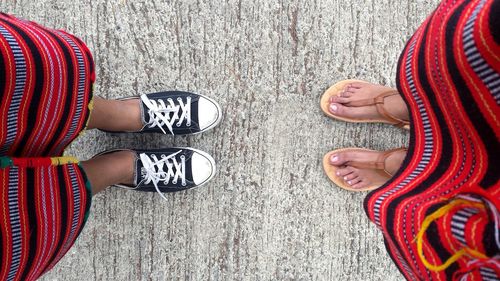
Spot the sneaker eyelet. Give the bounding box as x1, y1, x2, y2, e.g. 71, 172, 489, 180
180, 155, 185, 159
172, 180, 177, 184
161, 154, 166, 158
167, 98, 173, 102
177, 97, 182, 102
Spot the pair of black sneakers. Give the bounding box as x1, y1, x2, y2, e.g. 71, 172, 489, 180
100, 91, 221, 199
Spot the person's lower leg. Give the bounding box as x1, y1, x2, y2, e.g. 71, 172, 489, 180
80, 150, 135, 195
86, 96, 143, 131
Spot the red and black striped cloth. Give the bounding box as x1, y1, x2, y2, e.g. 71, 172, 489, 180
364, 0, 499, 280
1, 0, 499, 280
0, 13, 93, 280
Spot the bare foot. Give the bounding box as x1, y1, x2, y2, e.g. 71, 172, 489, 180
328, 148, 407, 190
328, 81, 410, 125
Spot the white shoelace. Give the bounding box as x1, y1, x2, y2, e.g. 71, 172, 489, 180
139, 151, 186, 201
141, 94, 191, 135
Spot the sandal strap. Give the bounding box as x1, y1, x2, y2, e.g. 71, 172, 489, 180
345, 90, 410, 128
345, 148, 408, 177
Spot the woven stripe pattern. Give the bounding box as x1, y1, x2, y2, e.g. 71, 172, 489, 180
0, 13, 94, 281
364, 0, 500, 280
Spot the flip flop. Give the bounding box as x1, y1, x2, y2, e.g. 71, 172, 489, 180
323, 147, 407, 192
320, 79, 410, 130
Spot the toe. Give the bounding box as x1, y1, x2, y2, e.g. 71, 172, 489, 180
329, 152, 349, 166
341, 91, 353, 98
329, 103, 340, 115
342, 84, 352, 91
330, 96, 350, 104
350, 180, 369, 190
329, 103, 354, 118
343, 173, 358, 181
336, 166, 354, 177
346, 177, 361, 186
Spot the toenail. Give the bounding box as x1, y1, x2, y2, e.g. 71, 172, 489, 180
336, 171, 340, 176
347, 180, 352, 185
330, 104, 338, 112
330, 155, 338, 162
344, 176, 348, 180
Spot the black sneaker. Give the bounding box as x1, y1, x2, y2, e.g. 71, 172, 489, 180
114, 148, 216, 199
122, 91, 222, 135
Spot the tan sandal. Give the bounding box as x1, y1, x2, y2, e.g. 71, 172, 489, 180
322, 147, 407, 192
320, 79, 410, 129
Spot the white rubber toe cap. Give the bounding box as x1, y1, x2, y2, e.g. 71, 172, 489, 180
198, 96, 222, 131
191, 150, 216, 185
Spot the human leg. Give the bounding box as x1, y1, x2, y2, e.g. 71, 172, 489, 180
85, 97, 143, 132
79, 150, 135, 194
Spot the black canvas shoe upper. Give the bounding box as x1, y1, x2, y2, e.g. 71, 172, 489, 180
138, 91, 221, 135
117, 148, 216, 199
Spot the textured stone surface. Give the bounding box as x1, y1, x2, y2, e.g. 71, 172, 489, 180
1, 0, 439, 280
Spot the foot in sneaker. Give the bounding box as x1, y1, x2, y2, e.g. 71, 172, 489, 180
113, 91, 222, 135
98, 148, 216, 200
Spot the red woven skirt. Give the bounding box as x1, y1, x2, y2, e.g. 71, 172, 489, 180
0, 13, 93, 280
364, 0, 500, 280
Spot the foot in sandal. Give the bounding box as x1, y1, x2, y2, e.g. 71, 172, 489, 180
323, 148, 407, 191
320, 80, 410, 129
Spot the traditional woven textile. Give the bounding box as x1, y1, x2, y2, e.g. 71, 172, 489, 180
364, 0, 500, 280
0, 13, 94, 157
0, 156, 91, 280
0, 13, 94, 280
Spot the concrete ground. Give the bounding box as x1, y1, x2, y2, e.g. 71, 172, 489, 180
1, 0, 439, 280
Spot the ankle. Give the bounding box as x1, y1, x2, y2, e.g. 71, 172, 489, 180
385, 150, 407, 175
388, 95, 410, 122
112, 150, 136, 185
88, 97, 143, 131
119, 99, 143, 131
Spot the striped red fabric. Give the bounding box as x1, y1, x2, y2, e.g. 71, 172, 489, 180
0, 13, 94, 280
364, 0, 500, 280
0, 159, 91, 280
0, 13, 94, 157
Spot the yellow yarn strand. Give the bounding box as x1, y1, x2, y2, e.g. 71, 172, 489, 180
415, 199, 487, 271
50, 156, 80, 166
